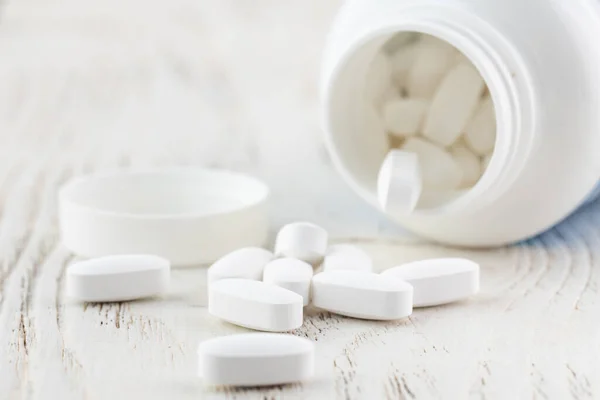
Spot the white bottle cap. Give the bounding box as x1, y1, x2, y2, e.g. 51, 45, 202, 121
58, 168, 269, 266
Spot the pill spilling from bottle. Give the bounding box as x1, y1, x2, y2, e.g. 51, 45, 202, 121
369, 34, 497, 213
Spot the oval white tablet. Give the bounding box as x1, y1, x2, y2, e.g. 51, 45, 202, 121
365, 52, 392, 103
381, 258, 479, 307
450, 143, 482, 188
66, 255, 170, 302
390, 42, 418, 89
198, 333, 314, 386
275, 222, 328, 264
464, 96, 496, 156
207, 247, 273, 285
377, 150, 422, 215
322, 244, 373, 273
311, 271, 413, 320
422, 63, 486, 147
406, 38, 457, 99
402, 138, 463, 190
382, 98, 429, 138
377, 87, 402, 109
209, 279, 303, 332
263, 258, 313, 306
482, 153, 492, 170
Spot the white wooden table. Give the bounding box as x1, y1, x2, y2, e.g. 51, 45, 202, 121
1, 1, 599, 399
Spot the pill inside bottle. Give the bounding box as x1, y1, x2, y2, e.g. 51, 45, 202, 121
348, 33, 497, 211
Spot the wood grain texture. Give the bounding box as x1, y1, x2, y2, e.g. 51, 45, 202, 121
1, 1, 599, 399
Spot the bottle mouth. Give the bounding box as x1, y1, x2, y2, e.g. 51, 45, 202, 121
324, 19, 533, 217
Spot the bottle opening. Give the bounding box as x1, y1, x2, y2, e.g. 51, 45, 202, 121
371, 32, 497, 209
325, 30, 502, 214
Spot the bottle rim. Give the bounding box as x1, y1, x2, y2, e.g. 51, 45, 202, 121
322, 4, 537, 217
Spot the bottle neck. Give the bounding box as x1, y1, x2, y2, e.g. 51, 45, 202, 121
371, 3, 536, 215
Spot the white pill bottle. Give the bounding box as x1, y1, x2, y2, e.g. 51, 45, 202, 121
321, 0, 600, 246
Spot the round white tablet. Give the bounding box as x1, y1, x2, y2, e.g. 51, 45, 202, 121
66, 254, 170, 302
381, 258, 479, 307
207, 247, 273, 285
58, 168, 269, 266
311, 271, 413, 320
377, 150, 422, 215
321, 244, 373, 273
274, 222, 328, 264
208, 279, 304, 332
198, 333, 314, 386
262, 258, 313, 306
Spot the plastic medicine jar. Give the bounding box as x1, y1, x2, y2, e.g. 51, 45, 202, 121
321, 0, 600, 246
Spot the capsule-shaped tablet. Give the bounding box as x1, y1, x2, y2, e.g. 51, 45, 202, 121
390, 42, 418, 89
464, 96, 496, 155
275, 222, 328, 264
381, 258, 479, 307
209, 279, 303, 332
422, 63, 486, 147
207, 247, 273, 285
377, 87, 401, 109
406, 38, 457, 99
311, 271, 413, 320
482, 153, 492, 170
382, 98, 429, 138
198, 333, 314, 386
322, 244, 373, 273
66, 255, 170, 302
450, 143, 482, 188
402, 138, 463, 190
359, 103, 391, 172
377, 150, 422, 214
263, 258, 313, 306
365, 52, 392, 103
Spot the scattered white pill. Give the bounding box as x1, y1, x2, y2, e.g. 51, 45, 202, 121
402, 138, 463, 190
66, 255, 170, 302
207, 247, 273, 285
198, 333, 314, 386
322, 244, 373, 273
263, 258, 314, 306
365, 51, 392, 103
312, 271, 413, 320
450, 143, 482, 188
422, 63, 485, 147
382, 98, 429, 138
464, 96, 496, 155
377, 150, 422, 214
381, 258, 479, 307
406, 38, 457, 99
275, 222, 328, 264
209, 279, 303, 332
